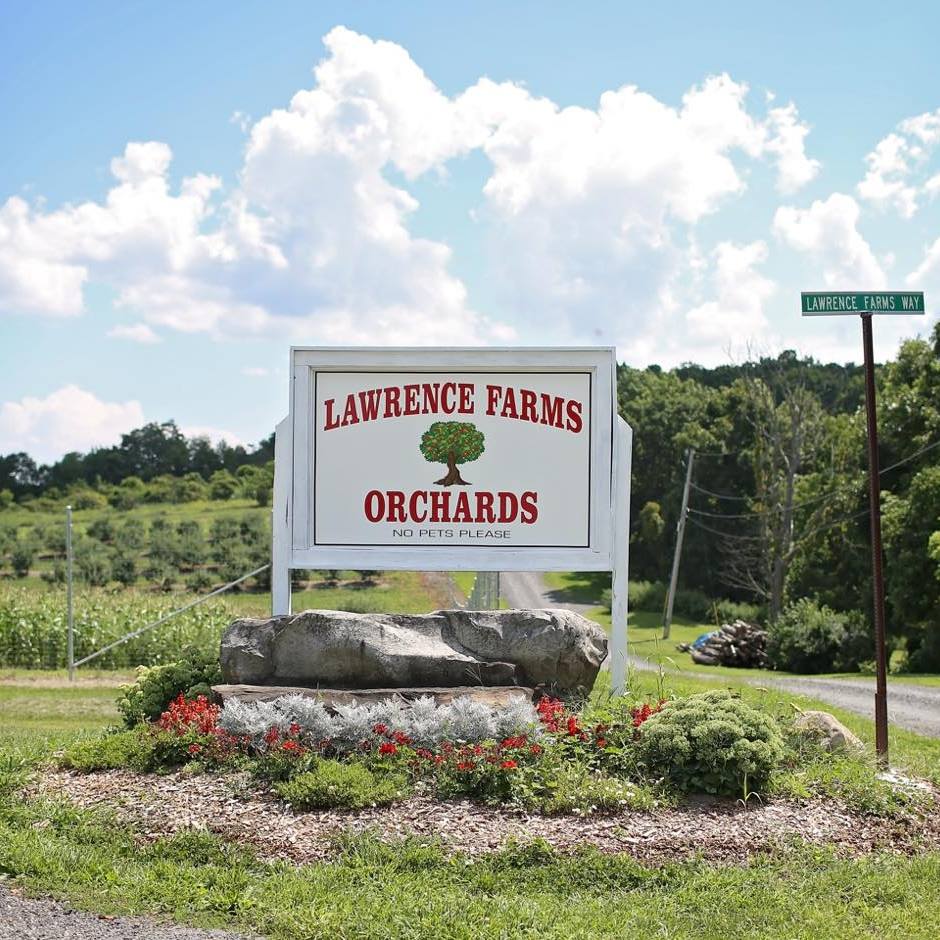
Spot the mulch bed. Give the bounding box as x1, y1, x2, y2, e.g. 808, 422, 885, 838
33, 769, 940, 867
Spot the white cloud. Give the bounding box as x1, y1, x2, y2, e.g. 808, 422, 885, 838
686, 241, 776, 350
857, 108, 940, 217
181, 426, 247, 448
0, 26, 820, 360
107, 323, 161, 343
241, 366, 269, 377
773, 193, 885, 289
764, 104, 820, 193
0, 385, 144, 462
857, 132, 918, 217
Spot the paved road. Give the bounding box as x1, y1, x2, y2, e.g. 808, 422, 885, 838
499, 571, 940, 739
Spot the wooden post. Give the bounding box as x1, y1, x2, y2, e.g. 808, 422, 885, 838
663, 449, 694, 640
861, 315, 889, 766
66, 505, 74, 681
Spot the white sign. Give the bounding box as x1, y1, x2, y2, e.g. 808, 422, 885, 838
313, 370, 592, 549
270, 347, 633, 692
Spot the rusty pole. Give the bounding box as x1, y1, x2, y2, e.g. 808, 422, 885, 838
861, 313, 889, 766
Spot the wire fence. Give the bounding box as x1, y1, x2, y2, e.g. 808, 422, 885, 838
0, 565, 271, 672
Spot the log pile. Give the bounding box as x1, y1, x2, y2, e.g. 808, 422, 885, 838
676, 620, 769, 668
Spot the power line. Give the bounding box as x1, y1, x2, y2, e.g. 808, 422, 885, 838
687, 436, 940, 521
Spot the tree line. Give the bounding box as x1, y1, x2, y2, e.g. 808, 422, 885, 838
619, 324, 940, 672
0, 421, 274, 503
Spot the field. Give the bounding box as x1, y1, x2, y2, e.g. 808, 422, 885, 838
0, 571, 457, 670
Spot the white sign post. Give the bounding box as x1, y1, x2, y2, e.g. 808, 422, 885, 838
272, 347, 632, 693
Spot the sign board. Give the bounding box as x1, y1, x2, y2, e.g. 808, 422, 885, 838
270, 347, 633, 691
283, 347, 620, 569
801, 291, 925, 315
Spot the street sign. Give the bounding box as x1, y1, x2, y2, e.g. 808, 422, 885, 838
800, 288, 927, 768
801, 291, 925, 315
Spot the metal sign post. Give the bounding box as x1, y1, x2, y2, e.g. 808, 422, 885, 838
66, 505, 74, 682
801, 290, 925, 767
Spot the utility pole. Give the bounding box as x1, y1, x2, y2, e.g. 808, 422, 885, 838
663, 449, 694, 640
66, 505, 74, 682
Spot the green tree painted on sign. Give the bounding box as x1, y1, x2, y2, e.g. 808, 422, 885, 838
420, 422, 485, 486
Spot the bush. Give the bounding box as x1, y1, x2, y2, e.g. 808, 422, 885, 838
60, 727, 157, 772
117, 647, 222, 727
635, 690, 785, 795
513, 759, 654, 815
10, 540, 36, 578
767, 599, 870, 674
275, 761, 409, 809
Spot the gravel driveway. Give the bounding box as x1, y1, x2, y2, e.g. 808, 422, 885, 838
0, 886, 255, 940
499, 572, 940, 739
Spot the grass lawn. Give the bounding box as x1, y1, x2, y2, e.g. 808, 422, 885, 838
2, 670, 940, 938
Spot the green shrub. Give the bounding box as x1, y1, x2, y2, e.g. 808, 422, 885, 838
513, 760, 655, 815
275, 761, 410, 810
712, 599, 763, 624
60, 727, 156, 772
767, 599, 870, 673
117, 647, 222, 727
635, 690, 785, 795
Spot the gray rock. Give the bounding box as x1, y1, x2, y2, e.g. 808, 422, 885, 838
793, 710, 864, 752
212, 684, 536, 709
219, 608, 606, 692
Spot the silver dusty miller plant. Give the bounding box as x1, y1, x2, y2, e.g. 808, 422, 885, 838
218, 694, 542, 755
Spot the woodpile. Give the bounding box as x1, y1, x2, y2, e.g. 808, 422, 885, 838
677, 620, 769, 668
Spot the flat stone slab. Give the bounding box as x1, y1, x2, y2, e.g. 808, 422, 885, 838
220, 608, 606, 692
212, 684, 536, 709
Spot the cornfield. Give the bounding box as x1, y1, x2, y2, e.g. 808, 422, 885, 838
0, 584, 230, 669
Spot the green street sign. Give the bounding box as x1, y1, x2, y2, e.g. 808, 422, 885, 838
801, 291, 925, 315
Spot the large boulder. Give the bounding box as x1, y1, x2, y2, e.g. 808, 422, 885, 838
220, 608, 607, 693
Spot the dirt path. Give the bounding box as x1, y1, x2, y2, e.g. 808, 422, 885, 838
499, 572, 940, 739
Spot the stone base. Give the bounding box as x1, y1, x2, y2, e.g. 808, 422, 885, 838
212, 684, 536, 709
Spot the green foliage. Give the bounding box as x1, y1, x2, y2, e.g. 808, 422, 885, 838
635, 690, 785, 795
510, 757, 656, 815
10, 537, 36, 577
116, 648, 222, 727
767, 598, 870, 674
275, 760, 410, 809
59, 726, 157, 772
419, 421, 485, 465
208, 469, 239, 501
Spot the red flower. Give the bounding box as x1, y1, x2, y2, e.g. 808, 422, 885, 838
392, 731, 412, 745
378, 742, 398, 756
281, 740, 303, 753
500, 759, 518, 770
263, 727, 281, 745
529, 743, 543, 755
373, 723, 389, 736
187, 743, 202, 755
456, 760, 476, 771
567, 716, 582, 736
289, 723, 301, 736
596, 738, 608, 748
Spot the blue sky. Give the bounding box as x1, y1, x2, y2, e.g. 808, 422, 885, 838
2, 1, 939, 461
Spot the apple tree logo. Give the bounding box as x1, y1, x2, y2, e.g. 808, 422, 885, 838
420, 421, 485, 486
